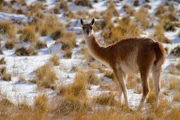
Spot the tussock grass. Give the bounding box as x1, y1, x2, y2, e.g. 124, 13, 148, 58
86, 70, 99, 85
35, 94, 48, 111
93, 92, 118, 106
106, 1, 119, 17
65, 71, 87, 99
81, 47, 93, 61
38, 15, 65, 39
0, 21, 16, 38
146, 90, 155, 103
35, 64, 58, 89
123, 4, 135, 15
0, 57, 5, 64
5, 39, 15, 49
169, 78, 180, 91
0, 67, 11, 81
50, 54, 60, 66
155, 4, 167, 17
74, 0, 93, 8
134, 0, 139, 6
173, 92, 180, 102
35, 40, 47, 49
102, 17, 140, 43
15, 47, 37, 56
20, 25, 37, 42
135, 7, 150, 29
153, 23, 172, 43
171, 46, 180, 57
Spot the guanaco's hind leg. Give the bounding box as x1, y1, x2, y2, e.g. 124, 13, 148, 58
152, 65, 162, 105
113, 67, 128, 108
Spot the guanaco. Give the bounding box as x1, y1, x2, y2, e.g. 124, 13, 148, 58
80, 18, 166, 108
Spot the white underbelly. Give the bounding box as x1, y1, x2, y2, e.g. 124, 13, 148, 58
120, 62, 139, 77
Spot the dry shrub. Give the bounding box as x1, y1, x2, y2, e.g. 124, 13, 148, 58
169, 78, 180, 91
0, 57, 5, 64
86, 70, 99, 85
35, 64, 58, 88
20, 25, 37, 42
134, 0, 139, 6
173, 92, 180, 102
74, 0, 93, 8
94, 93, 118, 106
166, 107, 180, 120
15, 47, 37, 56
50, 97, 90, 116
0, 67, 11, 81
155, 5, 167, 17
65, 71, 87, 99
5, 39, 15, 49
171, 46, 180, 57
146, 90, 155, 103
153, 23, 172, 43
50, 54, 60, 66
0, 21, 16, 38
135, 7, 150, 29
123, 4, 135, 16
39, 15, 65, 40
58, 32, 76, 58
102, 16, 140, 43
106, 1, 119, 17
35, 40, 47, 49
34, 94, 48, 111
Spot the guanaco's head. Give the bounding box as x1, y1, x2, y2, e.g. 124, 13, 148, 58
80, 18, 95, 37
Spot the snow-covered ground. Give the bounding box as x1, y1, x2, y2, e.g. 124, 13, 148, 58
0, 0, 180, 111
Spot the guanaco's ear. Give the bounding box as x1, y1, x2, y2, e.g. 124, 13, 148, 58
91, 18, 95, 26
80, 19, 84, 26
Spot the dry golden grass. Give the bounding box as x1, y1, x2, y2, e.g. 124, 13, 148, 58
35, 40, 47, 49
153, 23, 172, 43
35, 64, 58, 89
74, 0, 93, 8
146, 90, 155, 103
38, 15, 65, 39
15, 47, 38, 56
65, 71, 87, 100
0, 21, 16, 38
169, 78, 180, 91
50, 54, 60, 66
106, 1, 119, 17
20, 25, 37, 42
173, 92, 180, 102
81, 47, 93, 61
35, 94, 48, 112
123, 4, 135, 16
103, 17, 140, 43
5, 39, 15, 49
0, 57, 5, 64
93, 92, 118, 106
171, 46, 180, 57
86, 70, 99, 85
155, 4, 167, 17
0, 67, 11, 81
135, 7, 150, 29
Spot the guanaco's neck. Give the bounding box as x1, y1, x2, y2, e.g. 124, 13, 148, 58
84, 34, 109, 64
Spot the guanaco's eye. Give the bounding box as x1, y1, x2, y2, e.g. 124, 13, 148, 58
90, 26, 93, 29
83, 27, 85, 29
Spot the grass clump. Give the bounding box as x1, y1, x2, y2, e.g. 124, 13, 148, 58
123, 4, 135, 15
50, 54, 59, 66
173, 92, 180, 102
35, 64, 58, 89
0, 67, 11, 81
0, 21, 16, 38
15, 47, 37, 56
34, 94, 48, 112
5, 39, 15, 49
0, 57, 5, 64
155, 5, 167, 17
135, 7, 150, 29
146, 90, 155, 103
169, 78, 180, 91
153, 23, 172, 43
35, 40, 47, 49
65, 71, 87, 99
20, 25, 37, 42
86, 70, 99, 85
94, 93, 118, 106
171, 46, 180, 57
74, 0, 93, 8
106, 1, 119, 17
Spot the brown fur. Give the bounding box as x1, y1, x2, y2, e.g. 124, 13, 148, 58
81, 19, 166, 108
